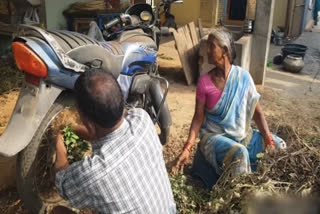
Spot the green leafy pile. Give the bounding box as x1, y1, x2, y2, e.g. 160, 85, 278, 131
63, 125, 90, 164
170, 174, 211, 214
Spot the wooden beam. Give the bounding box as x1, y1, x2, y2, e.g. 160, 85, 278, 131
173, 23, 200, 85
198, 18, 205, 39
188, 22, 199, 47
183, 25, 194, 54
173, 28, 194, 85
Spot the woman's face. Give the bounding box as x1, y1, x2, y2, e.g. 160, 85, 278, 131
207, 36, 226, 66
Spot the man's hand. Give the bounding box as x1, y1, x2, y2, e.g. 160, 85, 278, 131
72, 124, 94, 141
171, 149, 191, 175
55, 131, 69, 172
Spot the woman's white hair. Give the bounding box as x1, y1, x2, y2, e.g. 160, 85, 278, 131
208, 27, 236, 63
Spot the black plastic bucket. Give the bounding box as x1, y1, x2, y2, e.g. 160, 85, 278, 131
282, 44, 307, 59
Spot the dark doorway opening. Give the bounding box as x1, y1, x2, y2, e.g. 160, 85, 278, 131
229, 0, 247, 20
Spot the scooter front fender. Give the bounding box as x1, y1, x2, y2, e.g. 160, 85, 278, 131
0, 81, 63, 157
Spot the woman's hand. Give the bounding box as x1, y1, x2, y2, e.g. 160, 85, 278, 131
265, 135, 275, 150
171, 96, 205, 175
171, 141, 193, 175
171, 149, 191, 175
253, 103, 275, 149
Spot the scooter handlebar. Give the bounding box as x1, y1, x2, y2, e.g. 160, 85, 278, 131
159, 27, 170, 36
104, 17, 121, 30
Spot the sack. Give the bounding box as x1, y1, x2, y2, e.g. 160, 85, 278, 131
23, 7, 40, 24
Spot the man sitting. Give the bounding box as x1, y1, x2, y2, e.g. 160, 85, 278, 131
52, 70, 176, 214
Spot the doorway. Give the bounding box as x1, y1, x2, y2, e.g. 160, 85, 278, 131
225, 0, 247, 25
286, 0, 305, 38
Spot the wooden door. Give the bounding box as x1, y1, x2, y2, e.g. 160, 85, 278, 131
287, 0, 305, 37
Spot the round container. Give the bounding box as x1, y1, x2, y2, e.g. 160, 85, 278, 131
273, 54, 283, 65
284, 44, 307, 51
275, 31, 285, 38
283, 54, 304, 73
274, 31, 284, 46
274, 38, 284, 46
282, 43, 307, 59
244, 19, 253, 33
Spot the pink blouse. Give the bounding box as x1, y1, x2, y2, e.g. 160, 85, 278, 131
196, 73, 222, 110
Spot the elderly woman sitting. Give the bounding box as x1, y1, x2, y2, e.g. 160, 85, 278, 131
173, 27, 286, 187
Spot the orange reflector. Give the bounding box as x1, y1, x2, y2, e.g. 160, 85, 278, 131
12, 42, 48, 78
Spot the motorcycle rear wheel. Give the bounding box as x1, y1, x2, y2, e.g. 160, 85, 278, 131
16, 96, 81, 214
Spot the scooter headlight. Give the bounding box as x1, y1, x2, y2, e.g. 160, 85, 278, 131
140, 11, 152, 22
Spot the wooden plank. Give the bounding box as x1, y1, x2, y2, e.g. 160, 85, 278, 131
182, 25, 195, 59
198, 18, 205, 39
188, 22, 200, 80
173, 28, 194, 85
188, 22, 199, 46
183, 26, 193, 49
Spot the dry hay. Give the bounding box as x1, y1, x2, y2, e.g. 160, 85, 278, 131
50, 108, 81, 135
208, 128, 320, 214
0, 57, 23, 95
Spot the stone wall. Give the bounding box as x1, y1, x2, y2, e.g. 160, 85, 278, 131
246, 0, 257, 20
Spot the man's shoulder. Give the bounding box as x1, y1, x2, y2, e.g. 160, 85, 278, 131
126, 108, 151, 123
127, 107, 147, 115
125, 108, 158, 140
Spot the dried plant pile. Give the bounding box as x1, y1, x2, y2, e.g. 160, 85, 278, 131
0, 58, 22, 94
209, 132, 320, 213
171, 126, 320, 214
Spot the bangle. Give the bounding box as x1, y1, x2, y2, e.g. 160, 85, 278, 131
265, 135, 275, 146
183, 142, 193, 153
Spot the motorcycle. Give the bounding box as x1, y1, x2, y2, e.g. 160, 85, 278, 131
0, 0, 182, 213
160, 0, 183, 29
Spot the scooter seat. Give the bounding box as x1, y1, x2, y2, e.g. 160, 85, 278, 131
67, 43, 124, 78
117, 29, 157, 50
49, 30, 124, 78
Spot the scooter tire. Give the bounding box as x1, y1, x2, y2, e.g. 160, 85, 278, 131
17, 96, 70, 214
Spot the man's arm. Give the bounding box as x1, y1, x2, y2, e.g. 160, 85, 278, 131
72, 124, 95, 141
55, 132, 69, 172
54, 132, 92, 209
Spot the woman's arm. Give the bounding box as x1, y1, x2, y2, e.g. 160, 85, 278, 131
172, 100, 205, 174
186, 100, 206, 147
253, 103, 275, 148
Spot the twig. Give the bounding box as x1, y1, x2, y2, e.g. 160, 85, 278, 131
301, 155, 312, 171
295, 183, 311, 194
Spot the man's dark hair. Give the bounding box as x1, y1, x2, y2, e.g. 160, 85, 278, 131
74, 69, 124, 129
